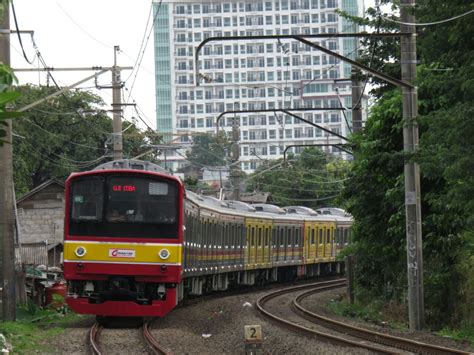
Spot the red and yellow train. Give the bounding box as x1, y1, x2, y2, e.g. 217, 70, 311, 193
63, 160, 351, 317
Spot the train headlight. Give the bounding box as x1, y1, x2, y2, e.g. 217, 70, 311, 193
158, 248, 170, 260
75, 246, 87, 258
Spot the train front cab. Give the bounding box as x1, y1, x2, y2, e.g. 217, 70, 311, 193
63, 169, 184, 317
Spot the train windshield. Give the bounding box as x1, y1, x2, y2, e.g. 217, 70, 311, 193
69, 175, 180, 238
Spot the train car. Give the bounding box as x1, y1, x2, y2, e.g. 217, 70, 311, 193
63, 160, 352, 317
63, 160, 185, 317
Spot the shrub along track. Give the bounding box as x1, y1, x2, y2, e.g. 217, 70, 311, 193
257, 279, 471, 354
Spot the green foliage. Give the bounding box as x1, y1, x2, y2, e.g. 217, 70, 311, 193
0, 305, 84, 353
183, 175, 209, 192
186, 132, 231, 167
0, 63, 20, 146
246, 147, 350, 209
343, 0, 474, 328
438, 324, 474, 345
12, 85, 155, 195
328, 298, 384, 325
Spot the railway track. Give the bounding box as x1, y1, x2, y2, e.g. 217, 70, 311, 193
88, 321, 171, 355
143, 321, 172, 355
89, 322, 102, 355
256, 279, 471, 354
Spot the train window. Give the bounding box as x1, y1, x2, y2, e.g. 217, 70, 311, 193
71, 177, 104, 221
319, 229, 323, 244
264, 228, 269, 246
326, 229, 330, 243
148, 182, 169, 195
311, 228, 315, 244
258, 227, 262, 247
279, 228, 284, 247
69, 174, 181, 238
295, 227, 300, 246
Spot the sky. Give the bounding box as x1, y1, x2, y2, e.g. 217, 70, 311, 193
9, 1, 379, 132
10, 0, 157, 130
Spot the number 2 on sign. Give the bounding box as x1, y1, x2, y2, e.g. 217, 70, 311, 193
244, 325, 262, 342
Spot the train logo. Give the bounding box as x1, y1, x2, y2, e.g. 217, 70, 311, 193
108, 249, 136, 258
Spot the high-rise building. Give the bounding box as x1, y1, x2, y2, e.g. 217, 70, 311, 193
153, 0, 366, 173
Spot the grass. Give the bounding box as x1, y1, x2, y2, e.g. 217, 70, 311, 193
0, 303, 85, 354
327, 295, 408, 330
437, 324, 474, 345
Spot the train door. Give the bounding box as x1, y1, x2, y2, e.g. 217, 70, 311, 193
283, 226, 288, 261
240, 224, 246, 267
310, 226, 316, 261
304, 224, 310, 262
263, 225, 271, 266
317, 226, 324, 259
247, 225, 257, 267
255, 226, 263, 264
245, 224, 250, 265
271, 226, 277, 263
324, 226, 331, 259
294, 227, 301, 262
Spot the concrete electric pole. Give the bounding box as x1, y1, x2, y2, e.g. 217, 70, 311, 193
351, 67, 363, 133
112, 45, 123, 160
231, 116, 240, 200
400, 0, 424, 330
0, 2, 16, 321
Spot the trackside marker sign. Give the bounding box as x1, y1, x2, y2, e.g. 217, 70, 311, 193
109, 249, 136, 258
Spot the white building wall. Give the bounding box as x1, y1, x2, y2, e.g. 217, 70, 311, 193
153, 0, 366, 173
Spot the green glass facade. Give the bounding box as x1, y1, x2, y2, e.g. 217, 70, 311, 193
342, 0, 360, 78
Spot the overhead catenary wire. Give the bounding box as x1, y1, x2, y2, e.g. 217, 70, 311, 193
271, 194, 340, 202
381, 9, 474, 26
16, 138, 109, 169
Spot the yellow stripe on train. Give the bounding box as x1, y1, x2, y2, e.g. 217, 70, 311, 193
64, 241, 182, 264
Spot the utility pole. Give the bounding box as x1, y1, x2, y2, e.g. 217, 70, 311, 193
400, 0, 424, 330
112, 45, 123, 160
231, 116, 240, 200
0, 1, 16, 321
351, 67, 363, 133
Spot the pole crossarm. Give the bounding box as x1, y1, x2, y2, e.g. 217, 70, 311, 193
13, 66, 133, 72
195, 34, 414, 89
215, 108, 348, 142
283, 144, 353, 163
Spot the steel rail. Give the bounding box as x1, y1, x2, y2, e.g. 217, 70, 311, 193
294, 290, 471, 355
89, 322, 103, 355
256, 279, 395, 353
143, 322, 172, 355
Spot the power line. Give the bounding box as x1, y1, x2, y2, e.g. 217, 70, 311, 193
124, 3, 153, 83
382, 9, 474, 26
55, 1, 113, 49
11, 0, 35, 64
125, 0, 163, 102
271, 194, 340, 202
24, 117, 108, 150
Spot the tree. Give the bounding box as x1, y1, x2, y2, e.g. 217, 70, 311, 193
12, 85, 157, 195
341, 0, 474, 327
0, 63, 20, 146
246, 147, 350, 209
185, 132, 230, 167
